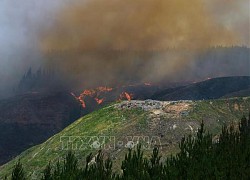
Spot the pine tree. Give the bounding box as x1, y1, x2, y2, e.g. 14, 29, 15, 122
11, 160, 26, 180
121, 144, 150, 180
61, 151, 79, 179
42, 162, 52, 180
52, 160, 61, 180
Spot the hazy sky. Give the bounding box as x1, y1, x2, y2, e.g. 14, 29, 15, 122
0, 0, 249, 96
0, 0, 65, 94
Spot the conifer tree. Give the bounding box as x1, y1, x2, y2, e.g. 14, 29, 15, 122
11, 160, 26, 180
42, 162, 52, 180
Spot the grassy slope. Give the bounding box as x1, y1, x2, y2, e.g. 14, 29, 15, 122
1, 97, 250, 179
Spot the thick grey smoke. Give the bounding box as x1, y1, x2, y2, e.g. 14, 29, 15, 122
205, 0, 250, 46
40, 0, 250, 87
0, 0, 249, 98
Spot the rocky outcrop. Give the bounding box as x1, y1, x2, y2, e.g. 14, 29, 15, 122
115, 99, 193, 117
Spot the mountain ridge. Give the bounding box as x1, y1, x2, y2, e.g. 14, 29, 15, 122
152, 76, 250, 100
1, 96, 250, 178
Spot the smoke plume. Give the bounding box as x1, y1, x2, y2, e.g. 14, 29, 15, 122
41, 0, 238, 51
39, 0, 248, 87
1, 0, 248, 96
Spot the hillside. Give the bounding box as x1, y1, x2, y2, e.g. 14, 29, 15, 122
152, 76, 250, 100
1, 97, 250, 178
1, 76, 249, 166
0, 92, 81, 165
0, 82, 171, 165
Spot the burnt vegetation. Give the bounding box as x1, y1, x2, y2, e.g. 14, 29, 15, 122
9, 115, 250, 179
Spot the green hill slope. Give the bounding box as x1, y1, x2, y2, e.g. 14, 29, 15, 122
1, 97, 250, 179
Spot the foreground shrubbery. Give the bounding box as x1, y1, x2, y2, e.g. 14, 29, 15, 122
10, 115, 250, 179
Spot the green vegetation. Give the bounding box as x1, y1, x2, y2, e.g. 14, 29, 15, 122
11, 160, 25, 180
7, 115, 250, 179
1, 97, 250, 178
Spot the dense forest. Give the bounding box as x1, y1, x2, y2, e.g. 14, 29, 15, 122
9, 114, 250, 179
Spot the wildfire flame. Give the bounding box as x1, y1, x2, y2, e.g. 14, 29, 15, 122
71, 83, 150, 108
95, 98, 104, 105
71, 92, 87, 108
124, 92, 132, 101
119, 92, 133, 101
96, 87, 113, 92
144, 83, 151, 86
71, 86, 113, 108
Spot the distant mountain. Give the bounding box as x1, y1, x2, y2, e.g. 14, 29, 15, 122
151, 76, 250, 100
222, 88, 250, 98
1, 97, 249, 178
0, 92, 81, 165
